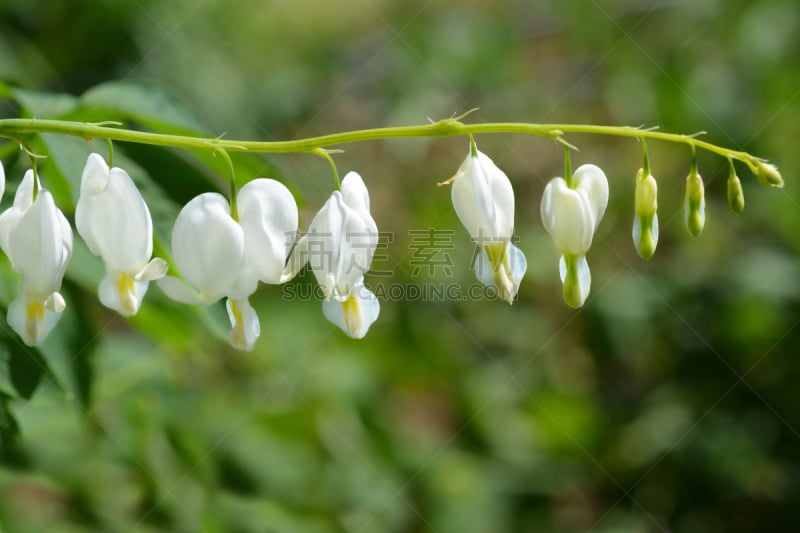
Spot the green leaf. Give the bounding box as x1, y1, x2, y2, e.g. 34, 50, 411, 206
76, 80, 286, 200
0, 79, 12, 99
80, 82, 203, 133
0, 334, 65, 405
11, 88, 80, 119
7, 344, 46, 400
29, 282, 97, 408
0, 394, 20, 448
0, 253, 95, 407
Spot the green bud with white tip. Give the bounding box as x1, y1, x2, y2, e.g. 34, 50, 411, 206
632, 167, 659, 260
560, 253, 590, 309
684, 163, 705, 237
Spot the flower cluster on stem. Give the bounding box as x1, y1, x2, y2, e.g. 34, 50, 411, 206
157, 178, 299, 351
0, 115, 785, 348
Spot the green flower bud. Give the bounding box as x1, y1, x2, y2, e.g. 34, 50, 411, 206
684, 169, 705, 237
632, 168, 659, 260
727, 173, 745, 215
755, 161, 784, 188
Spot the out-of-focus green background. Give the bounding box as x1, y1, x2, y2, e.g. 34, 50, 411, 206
1, 0, 799, 531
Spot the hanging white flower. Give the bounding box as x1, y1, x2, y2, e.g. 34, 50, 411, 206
287, 171, 380, 339
75, 153, 167, 316
541, 164, 608, 308
0, 170, 73, 346
450, 143, 527, 304
158, 179, 298, 350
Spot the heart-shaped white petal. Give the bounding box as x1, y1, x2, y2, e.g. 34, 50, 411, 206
306, 182, 378, 302
571, 164, 609, 233
169, 192, 245, 302
76, 154, 165, 316
541, 177, 594, 255
9, 189, 72, 295
451, 150, 515, 241
76, 165, 153, 274
237, 178, 298, 284
450, 146, 524, 303
341, 171, 374, 222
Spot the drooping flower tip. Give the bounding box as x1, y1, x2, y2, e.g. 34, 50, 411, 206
474, 240, 527, 305
632, 215, 659, 261
227, 298, 260, 351
560, 254, 591, 309
322, 280, 380, 339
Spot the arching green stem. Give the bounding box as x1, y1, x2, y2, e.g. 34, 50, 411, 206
313, 148, 341, 191
215, 147, 238, 219
0, 118, 776, 184
107, 138, 114, 167
563, 143, 573, 188
18, 140, 44, 200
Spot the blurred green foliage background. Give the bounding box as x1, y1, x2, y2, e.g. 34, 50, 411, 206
1, 0, 799, 531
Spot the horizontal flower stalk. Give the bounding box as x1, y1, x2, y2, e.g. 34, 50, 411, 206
0, 118, 781, 184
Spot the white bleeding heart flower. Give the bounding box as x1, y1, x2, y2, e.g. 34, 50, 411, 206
0, 170, 73, 346
76, 153, 167, 317
286, 171, 379, 339
541, 163, 608, 308
450, 143, 526, 304
158, 179, 298, 350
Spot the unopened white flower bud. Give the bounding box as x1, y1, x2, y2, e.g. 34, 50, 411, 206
632, 168, 659, 260
684, 168, 705, 237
